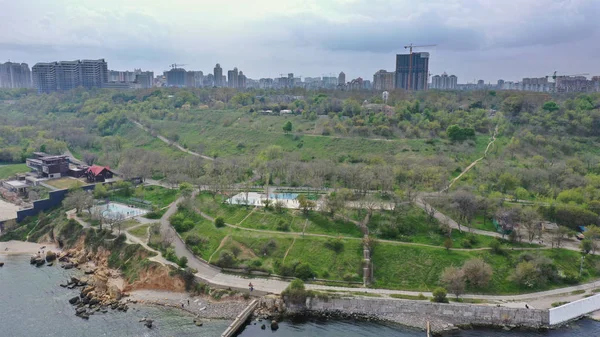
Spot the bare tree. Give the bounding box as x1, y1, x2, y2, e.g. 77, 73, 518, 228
462, 258, 493, 288
83, 151, 99, 166
441, 266, 465, 298
452, 190, 477, 231
520, 208, 540, 243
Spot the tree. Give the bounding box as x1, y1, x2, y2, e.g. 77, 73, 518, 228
520, 208, 540, 243
452, 190, 477, 230
83, 151, 99, 166
179, 182, 193, 200
282, 121, 293, 133
214, 217, 225, 228
551, 226, 573, 248
63, 189, 93, 214
440, 267, 465, 298
178, 256, 188, 268
581, 239, 593, 255
443, 237, 453, 251
585, 225, 600, 254
297, 194, 316, 215
462, 258, 493, 287
511, 261, 538, 288
432, 287, 448, 303
542, 101, 560, 112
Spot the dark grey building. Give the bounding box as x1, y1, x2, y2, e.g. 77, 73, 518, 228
227, 67, 239, 88
32, 63, 57, 93
214, 63, 223, 87
165, 67, 186, 87
0, 62, 32, 88
395, 52, 429, 91
32, 59, 108, 93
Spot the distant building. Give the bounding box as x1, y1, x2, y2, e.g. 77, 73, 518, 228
32, 59, 108, 93
32, 63, 57, 93
214, 63, 223, 87
373, 70, 395, 90
0, 62, 32, 88
228, 67, 239, 88
165, 67, 186, 87
238, 71, 247, 89
338, 72, 345, 86
430, 72, 457, 90
204, 73, 215, 87
395, 52, 429, 91
555, 76, 594, 93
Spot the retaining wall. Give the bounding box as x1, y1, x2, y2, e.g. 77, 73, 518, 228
16, 185, 95, 222
301, 297, 549, 329
549, 293, 600, 325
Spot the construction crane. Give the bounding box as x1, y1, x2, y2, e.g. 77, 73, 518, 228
545, 71, 590, 80
170, 63, 187, 69
403, 43, 436, 90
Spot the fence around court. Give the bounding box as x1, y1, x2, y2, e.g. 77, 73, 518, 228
107, 195, 153, 209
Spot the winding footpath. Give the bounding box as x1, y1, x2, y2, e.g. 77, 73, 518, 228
130, 119, 214, 161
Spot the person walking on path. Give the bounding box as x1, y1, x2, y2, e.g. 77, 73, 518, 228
249, 282, 254, 292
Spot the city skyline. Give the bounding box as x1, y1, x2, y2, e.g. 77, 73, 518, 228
1, 0, 599, 82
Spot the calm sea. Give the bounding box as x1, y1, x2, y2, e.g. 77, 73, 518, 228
2, 254, 600, 337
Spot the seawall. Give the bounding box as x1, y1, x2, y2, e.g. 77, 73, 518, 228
288, 297, 549, 333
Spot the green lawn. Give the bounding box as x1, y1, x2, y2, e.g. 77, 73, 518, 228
0, 163, 29, 179
45, 178, 86, 190
372, 243, 598, 294
196, 192, 363, 237
133, 185, 179, 208
284, 237, 363, 281
129, 225, 151, 240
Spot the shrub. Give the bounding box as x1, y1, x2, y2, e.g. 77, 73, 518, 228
231, 246, 241, 257
214, 217, 225, 228
173, 219, 194, 233
185, 234, 207, 247
260, 239, 277, 256
282, 279, 309, 305
324, 238, 344, 253
178, 256, 188, 268
489, 240, 505, 255
216, 250, 236, 268
432, 287, 448, 303
294, 263, 315, 280
343, 273, 359, 281
276, 220, 290, 232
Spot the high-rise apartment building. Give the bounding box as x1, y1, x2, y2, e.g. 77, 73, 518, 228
373, 70, 395, 90
214, 64, 223, 87
165, 68, 186, 87
228, 67, 239, 88
81, 59, 108, 88
0, 62, 32, 88
430, 73, 457, 90
395, 52, 429, 91
238, 71, 246, 89
338, 72, 346, 86
32, 59, 108, 93
204, 74, 214, 87
32, 63, 56, 93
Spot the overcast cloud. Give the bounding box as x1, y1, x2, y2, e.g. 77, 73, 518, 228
0, 0, 598, 82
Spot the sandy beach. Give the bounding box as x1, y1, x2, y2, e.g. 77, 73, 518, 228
127, 289, 251, 320
0, 240, 60, 256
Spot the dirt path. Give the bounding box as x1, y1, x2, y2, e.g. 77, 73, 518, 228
208, 235, 230, 263
442, 125, 498, 192
130, 119, 214, 161
282, 237, 296, 263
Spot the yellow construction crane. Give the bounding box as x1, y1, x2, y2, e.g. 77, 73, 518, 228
403, 43, 436, 90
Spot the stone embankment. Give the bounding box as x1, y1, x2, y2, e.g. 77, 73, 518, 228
251, 295, 550, 334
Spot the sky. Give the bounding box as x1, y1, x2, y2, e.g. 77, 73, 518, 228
1, 0, 599, 83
